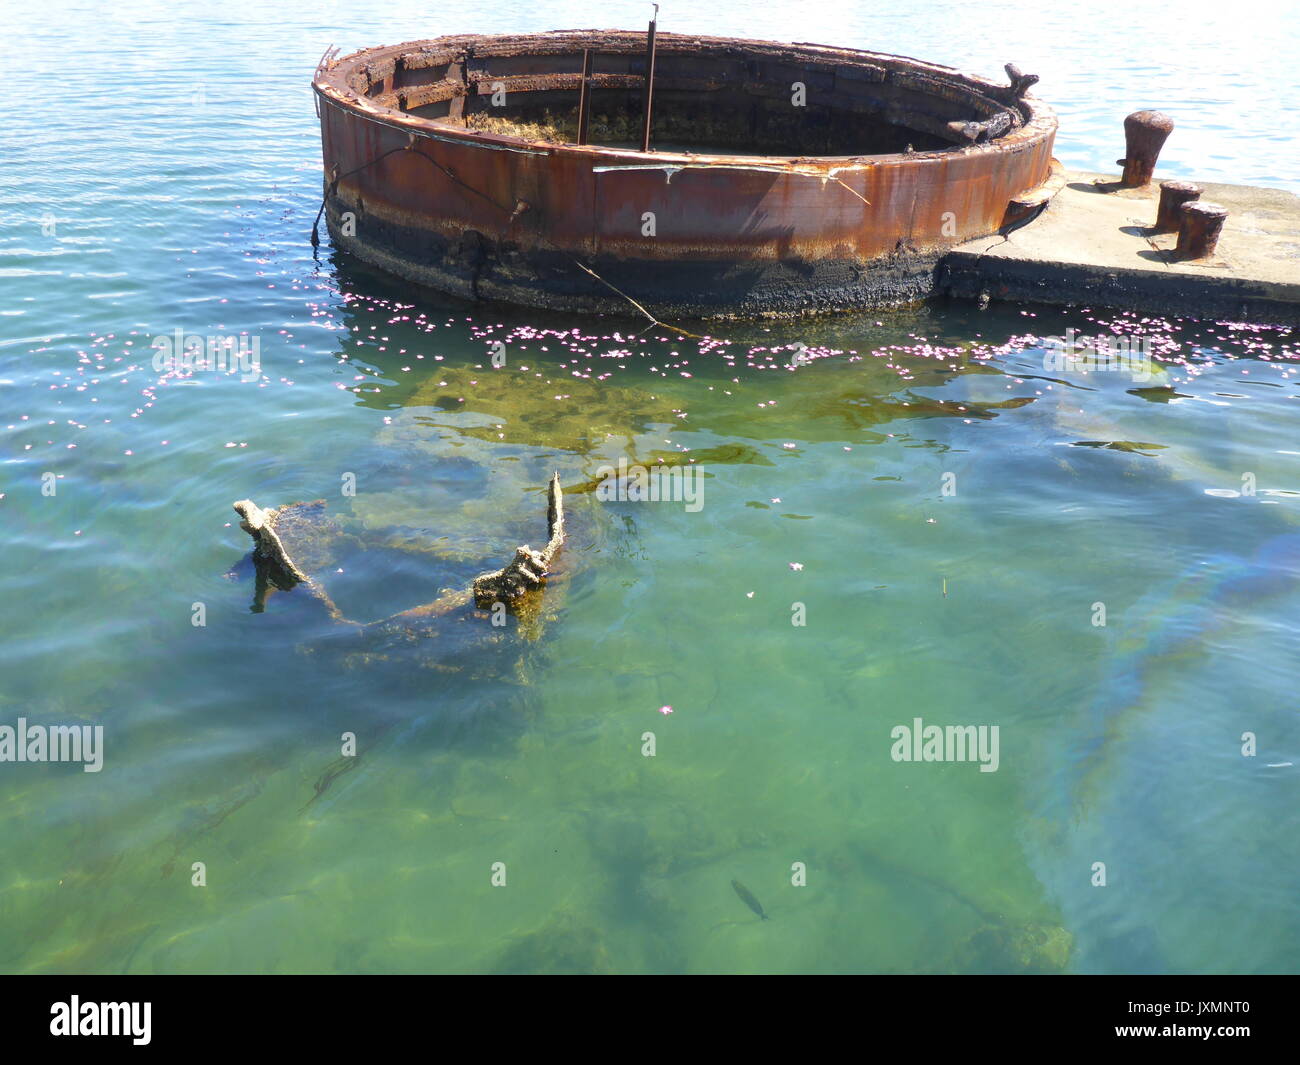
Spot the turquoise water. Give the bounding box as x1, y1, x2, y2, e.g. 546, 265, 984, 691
2, 2, 1298, 974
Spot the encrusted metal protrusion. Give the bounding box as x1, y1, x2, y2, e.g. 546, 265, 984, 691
231, 476, 566, 626
1005, 63, 1039, 97
1175, 200, 1228, 260
472, 472, 566, 606
232, 499, 351, 620
1155, 180, 1202, 233
946, 112, 1013, 144
233, 499, 310, 584
1117, 110, 1174, 188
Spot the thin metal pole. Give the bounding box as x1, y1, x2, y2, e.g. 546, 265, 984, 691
639, 6, 659, 153
576, 48, 593, 145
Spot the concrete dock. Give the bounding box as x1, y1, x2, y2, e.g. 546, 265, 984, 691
942, 171, 1300, 323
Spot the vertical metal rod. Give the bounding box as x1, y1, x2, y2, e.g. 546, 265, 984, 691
576, 48, 593, 146
640, 6, 659, 153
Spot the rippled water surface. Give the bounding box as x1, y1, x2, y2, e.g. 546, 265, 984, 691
2, 1, 1298, 974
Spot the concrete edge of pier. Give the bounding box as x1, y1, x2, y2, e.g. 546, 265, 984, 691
940, 171, 1300, 324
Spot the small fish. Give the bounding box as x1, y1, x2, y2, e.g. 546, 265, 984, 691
301, 755, 360, 813
731, 879, 770, 921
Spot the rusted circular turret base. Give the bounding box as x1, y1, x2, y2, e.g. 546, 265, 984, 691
313, 31, 1058, 317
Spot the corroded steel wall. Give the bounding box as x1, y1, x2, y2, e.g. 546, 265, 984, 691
314, 32, 1057, 316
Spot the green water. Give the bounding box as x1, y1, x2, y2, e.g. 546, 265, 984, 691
2, 2, 1299, 975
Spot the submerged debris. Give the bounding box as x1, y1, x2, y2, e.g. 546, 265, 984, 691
231, 498, 351, 621
232, 498, 310, 584
951, 922, 1074, 974
231, 472, 568, 651
471, 473, 565, 606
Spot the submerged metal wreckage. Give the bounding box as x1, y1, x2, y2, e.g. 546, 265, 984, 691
312, 28, 1059, 317
232, 473, 567, 654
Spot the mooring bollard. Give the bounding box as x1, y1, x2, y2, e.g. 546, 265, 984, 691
1175, 200, 1228, 260
1118, 110, 1174, 187
1155, 180, 1202, 233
